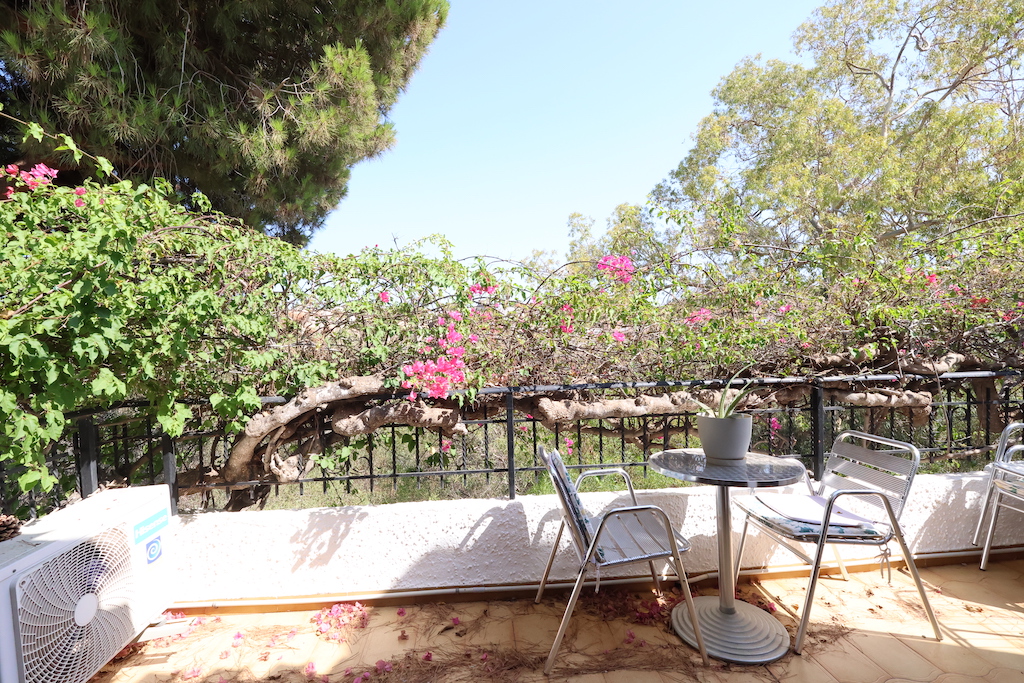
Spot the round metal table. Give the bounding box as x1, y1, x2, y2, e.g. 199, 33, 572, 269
648, 449, 806, 664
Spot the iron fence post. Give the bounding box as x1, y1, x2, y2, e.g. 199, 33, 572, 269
76, 417, 99, 497
811, 379, 825, 480
506, 391, 516, 499
162, 434, 178, 515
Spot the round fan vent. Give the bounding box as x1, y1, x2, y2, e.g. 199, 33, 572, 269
15, 526, 138, 683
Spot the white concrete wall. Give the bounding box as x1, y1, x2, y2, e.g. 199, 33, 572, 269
171, 472, 1024, 604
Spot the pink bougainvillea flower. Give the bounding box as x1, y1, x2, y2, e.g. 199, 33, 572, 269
448, 310, 463, 321
451, 617, 460, 625
74, 187, 87, 195
219, 650, 230, 659
3, 164, 17, 176
561, 304, 574, 313
925, 273, 939, 285
31, 163, 58, 178
397, 607, 406, 617
778, 304, 793, 314
612, 331, 626, 343
376, 660, 393, 673
559, 322, 574, 334
684, 308, 713, 326
769, 417, 781, 431
74, 198, 85, 208
481, 652, 489, 661
379, 290, 390, 303
597, 254, 635, 283
182, 668, 203, 681
304, 661, 317, 678
441, 439, 452, 453
423, 651, 433, 661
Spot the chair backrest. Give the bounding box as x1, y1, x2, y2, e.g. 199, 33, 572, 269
538, 446, 597, 559
995, 423, 1024, 463
815, 431, 921, 521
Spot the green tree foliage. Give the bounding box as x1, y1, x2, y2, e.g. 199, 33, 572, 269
0, 0, 448, 244
0, 113, 495, 493
653, 0, 1024, 258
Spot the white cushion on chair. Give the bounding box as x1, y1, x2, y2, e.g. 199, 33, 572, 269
755, 492, 875, 527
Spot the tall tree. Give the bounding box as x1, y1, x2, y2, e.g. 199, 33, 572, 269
0, 0, 448, 244
653, 0, 1024, 259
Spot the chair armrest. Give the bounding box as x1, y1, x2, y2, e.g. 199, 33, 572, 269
823, 489, 900, 529
997, 444, 1024, 465
576, 468, 637, 504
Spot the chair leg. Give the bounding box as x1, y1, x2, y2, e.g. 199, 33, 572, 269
672, 554, 709, 666
648, 560, 663, 595
981, 491, 1003, 571
544, 564, 589, 675
793, 536, 831, 654
972, 481, 996, 546
831, 544, 850, 581
536, 522, 565, 603
734, 516, 751, 578
889, 528, 943, 642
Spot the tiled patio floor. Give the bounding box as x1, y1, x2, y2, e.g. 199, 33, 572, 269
93, 559, 1024, 683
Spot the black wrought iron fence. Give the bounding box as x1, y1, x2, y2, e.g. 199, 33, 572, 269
3, 371, 1022, 517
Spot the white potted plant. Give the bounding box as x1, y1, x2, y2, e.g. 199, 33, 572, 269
695, 368, 757, 464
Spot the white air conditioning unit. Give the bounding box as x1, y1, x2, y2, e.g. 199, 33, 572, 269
0, 485, 174, 683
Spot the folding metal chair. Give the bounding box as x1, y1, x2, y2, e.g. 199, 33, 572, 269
535, 446, 708, 674
734, 431, 942, 653
972, 422, 1024, 570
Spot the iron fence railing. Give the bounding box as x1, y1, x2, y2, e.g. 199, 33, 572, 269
3, 371, 1022, 517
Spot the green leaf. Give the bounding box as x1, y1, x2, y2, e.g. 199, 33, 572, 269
95, 156, 115, 178
23, 122, 44, 142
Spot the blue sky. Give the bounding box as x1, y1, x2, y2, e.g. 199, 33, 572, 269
309, 1, 822, 263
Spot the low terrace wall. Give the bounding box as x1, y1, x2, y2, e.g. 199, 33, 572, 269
171, 472, 1024, 606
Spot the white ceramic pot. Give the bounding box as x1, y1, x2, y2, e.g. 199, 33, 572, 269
697, 414, 753, 464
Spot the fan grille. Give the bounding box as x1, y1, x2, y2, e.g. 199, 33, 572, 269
15, 526, 139, 683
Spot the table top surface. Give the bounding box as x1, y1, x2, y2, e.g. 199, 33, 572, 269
648, 449, 806, 488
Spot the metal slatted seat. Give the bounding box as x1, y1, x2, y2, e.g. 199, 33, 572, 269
972, 422, 1024, 569
733, 431, 942, 654
535, 446, 707, 674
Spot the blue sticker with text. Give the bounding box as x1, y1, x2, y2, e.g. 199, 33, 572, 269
134, 508, 169, 544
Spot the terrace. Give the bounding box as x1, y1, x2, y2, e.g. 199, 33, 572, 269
5, 373, 1024, 682
92, 557, 1024, 682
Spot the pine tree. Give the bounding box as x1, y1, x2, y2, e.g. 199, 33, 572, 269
0, 0, 448, 244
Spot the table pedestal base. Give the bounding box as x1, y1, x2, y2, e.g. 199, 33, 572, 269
671, 596, 789, 664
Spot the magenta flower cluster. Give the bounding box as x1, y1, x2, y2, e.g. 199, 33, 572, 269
597, 254, 635, 284
2, 162, 59, 197
401, 310, 478, 399
683, 308, 713, 326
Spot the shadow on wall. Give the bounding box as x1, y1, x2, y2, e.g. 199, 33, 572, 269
171, 486, 712, 602
395, 487, 704, 595
288, 506, 370, 571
